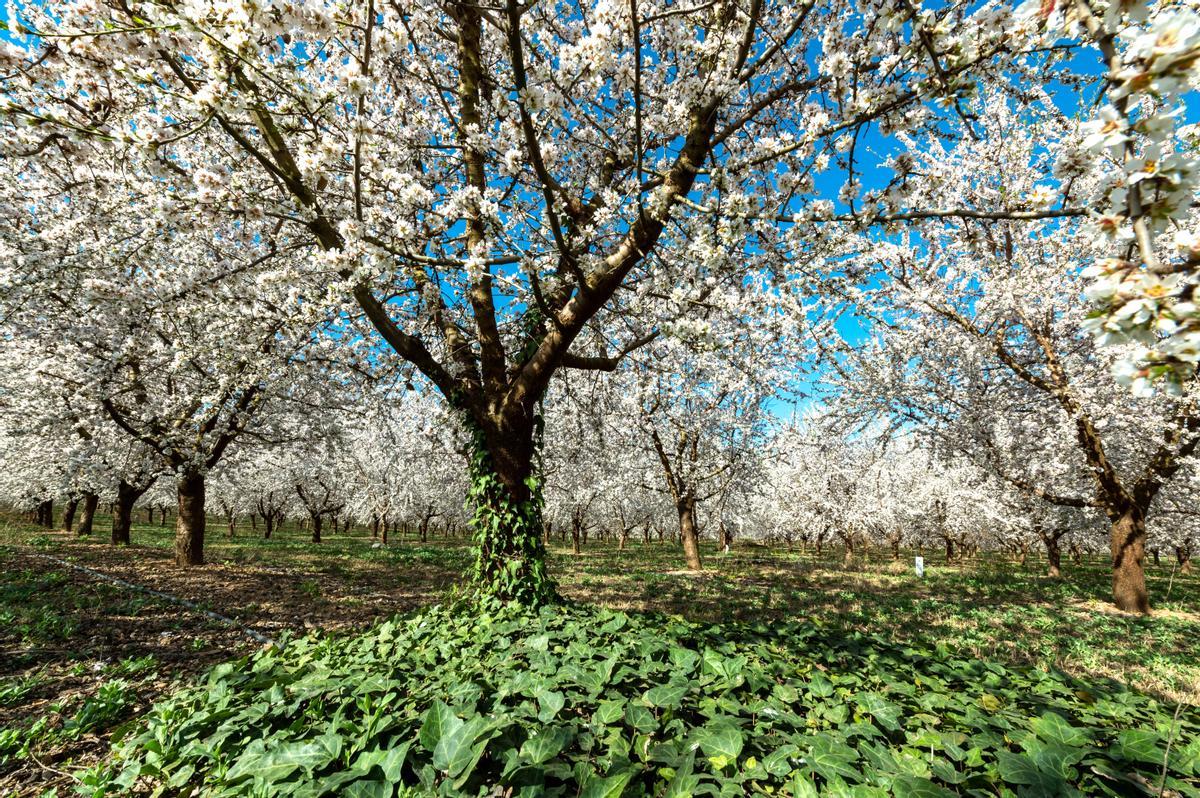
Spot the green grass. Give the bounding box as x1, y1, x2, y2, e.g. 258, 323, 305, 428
2, 512, 1198, 701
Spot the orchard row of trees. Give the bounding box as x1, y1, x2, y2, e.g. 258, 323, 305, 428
0, 0, 1197, 612
2, 356, 1197, 589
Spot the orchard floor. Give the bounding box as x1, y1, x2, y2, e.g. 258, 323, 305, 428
1, 513, 1197, 796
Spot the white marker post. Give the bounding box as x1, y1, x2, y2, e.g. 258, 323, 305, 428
915, 556, 925, 578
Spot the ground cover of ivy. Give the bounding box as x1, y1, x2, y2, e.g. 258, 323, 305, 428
84, 601, 1199, 798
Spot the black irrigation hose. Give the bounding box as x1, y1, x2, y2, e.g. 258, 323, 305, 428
23, 551, 280, 649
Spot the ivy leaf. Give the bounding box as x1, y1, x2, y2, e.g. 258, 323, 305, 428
789, 772, 820, 798
580, 769, 635, 798
980, 694, 1003, 712
995, 749, 1053, 787
1114, 729, 1163, 765
594, 698, 625, 725
644, 683, 689, 709
809, 674, 835, 698
520, 727, 573, 765
772, 683, 799, 703
665, 750, 699, 798
698, 722, 744, 762
857, 692, 902, 732
419, 701, 461, 752
342, 780, 391, 798
806, 735, 860, 781
762, 744, 799, 777
433, 716, 488, 779
625, 703, 658, 733
891, 775, 957, 798
224, 748, 299, 783
537, 690, 566, 722
1030, 713, 1090, 747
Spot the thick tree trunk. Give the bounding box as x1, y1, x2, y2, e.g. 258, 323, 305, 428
311, 512, 323, 544
944, 536, 954, 563
76, 493, 99, 537
466, 419, 556, 604
175, 472, 206, 566
112, 482, 138, 545
678, 495, 703, 571
571, 517, 582, 554
264, 512, 274, 539
227, 514, 236, 538
1111, 506, 1149, 614
62, 497, 79, 533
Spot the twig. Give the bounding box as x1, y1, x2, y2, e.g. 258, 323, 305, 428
1158, 701, 1184, 797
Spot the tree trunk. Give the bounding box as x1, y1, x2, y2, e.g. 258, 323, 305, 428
465, 419, 556, 604
1045, 535, 1062, 579
1177, 544, 1193, 575
678, 495, 703, 571
62, 497, 79, 533
944, 536, 954, 563
571, 514, 582, 555
112, 482, 138, 545
160, 506, 169, 526
264, 512, 275, 539
76, 493, 99, 537
175, 471, 206, 566
311, 512, 323, 544
227, 514, 236, 538
1111, 506, 1149, 614
370, 515, 379, 539
37, 499, 54, 528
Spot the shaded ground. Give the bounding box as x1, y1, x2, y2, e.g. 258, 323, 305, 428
1, 512, 1197, 796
